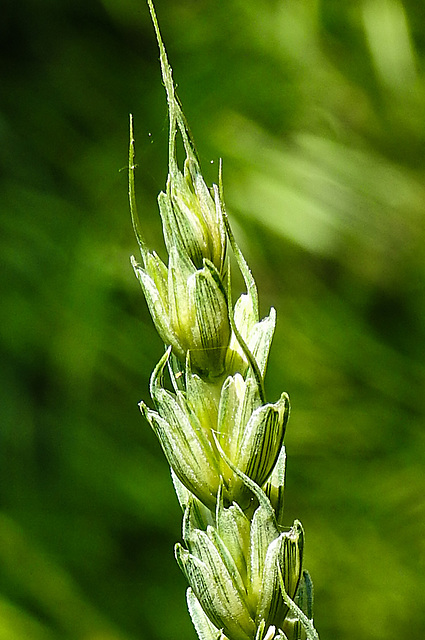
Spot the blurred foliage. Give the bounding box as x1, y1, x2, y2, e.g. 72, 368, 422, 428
1, 0, 424, 639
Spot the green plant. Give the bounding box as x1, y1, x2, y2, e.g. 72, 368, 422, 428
129, 3, 320, 639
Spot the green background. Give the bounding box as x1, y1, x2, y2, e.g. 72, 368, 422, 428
1, 0, 424, 638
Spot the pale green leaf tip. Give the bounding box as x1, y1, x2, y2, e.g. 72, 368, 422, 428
128, 113, 147, 256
